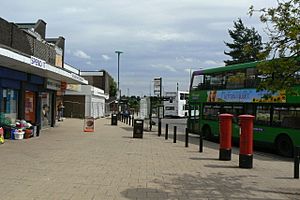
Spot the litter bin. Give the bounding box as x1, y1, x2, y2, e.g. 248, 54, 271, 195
133, 119, 144, 138
111, 114, 118, 125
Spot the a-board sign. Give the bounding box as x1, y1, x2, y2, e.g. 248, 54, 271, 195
84, 117, 95, 132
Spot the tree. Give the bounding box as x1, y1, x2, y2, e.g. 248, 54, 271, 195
109, 80, 117, 97
249, 0, 300, 93
224, 18, 263, 65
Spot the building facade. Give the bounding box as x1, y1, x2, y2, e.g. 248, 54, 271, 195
64, 85, 108, 119
0, 17, 87, 133
80, 70, 116, 115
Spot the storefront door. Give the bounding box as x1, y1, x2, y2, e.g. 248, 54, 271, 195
41, 92, 52, 128
25, 91, 36, 123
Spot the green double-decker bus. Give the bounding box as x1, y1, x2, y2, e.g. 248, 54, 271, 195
188, 61, 300, 157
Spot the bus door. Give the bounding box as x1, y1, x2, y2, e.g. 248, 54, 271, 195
188, 104, 200, 134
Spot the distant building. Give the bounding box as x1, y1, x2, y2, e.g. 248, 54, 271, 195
80, 70, 116, 115
64, 85, 108, 119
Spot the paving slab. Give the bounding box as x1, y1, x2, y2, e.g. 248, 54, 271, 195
0, 118, 299, 200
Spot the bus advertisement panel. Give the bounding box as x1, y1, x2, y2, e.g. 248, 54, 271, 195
206, 89, 286, 103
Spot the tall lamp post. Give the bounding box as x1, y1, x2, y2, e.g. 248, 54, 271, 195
115, 50, 123, 112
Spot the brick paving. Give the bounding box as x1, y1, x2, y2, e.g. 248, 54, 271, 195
0, 118, 299, 200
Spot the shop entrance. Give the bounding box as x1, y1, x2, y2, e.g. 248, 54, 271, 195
41, 92, 52, 128
25, 91, 36, 123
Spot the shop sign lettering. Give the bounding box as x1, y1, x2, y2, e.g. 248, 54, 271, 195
30, 56, 46, 69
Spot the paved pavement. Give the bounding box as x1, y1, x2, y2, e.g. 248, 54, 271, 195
0, 117, 299, 200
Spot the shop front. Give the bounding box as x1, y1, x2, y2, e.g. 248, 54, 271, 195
0, 45, 88, 139
0, 67, 26, 125
41, 79, 61, 128
0, 67, 45, 138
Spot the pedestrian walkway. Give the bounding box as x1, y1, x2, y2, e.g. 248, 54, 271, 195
0, 118, 299, 200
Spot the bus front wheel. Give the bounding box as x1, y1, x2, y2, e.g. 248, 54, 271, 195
275, 134, 293, 157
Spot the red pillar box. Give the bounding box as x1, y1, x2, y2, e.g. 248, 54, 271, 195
219, 114, 233, 160
238, 115, 255, 168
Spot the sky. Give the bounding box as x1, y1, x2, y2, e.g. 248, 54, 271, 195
1, 0, 278, 96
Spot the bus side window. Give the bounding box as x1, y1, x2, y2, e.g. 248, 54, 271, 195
245, 68, 257, 88
255, 105, 271, 125
273, 106, 300, 129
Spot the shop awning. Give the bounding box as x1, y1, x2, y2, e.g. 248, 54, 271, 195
0, 46, 88, 85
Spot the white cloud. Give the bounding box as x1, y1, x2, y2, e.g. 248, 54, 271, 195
151, 64, 177, 72
61, 7, 90, 14
102, 55, 111, 61
74, 50, 91, 59
86, 61, 92, 65
136, 31, 198, 42
176, 56, 194, 63
203, 60, 224, 67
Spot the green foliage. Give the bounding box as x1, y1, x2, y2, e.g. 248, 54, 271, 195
128, 96, 140, 110
120, 95, 141, 112
224, 18, 263, 65
257, 57, 300, 93
249, 0, 300, 92
109, 80, 117, 97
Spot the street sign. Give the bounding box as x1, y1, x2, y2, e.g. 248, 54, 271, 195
158, 106, 164, 119
154, 77, 162, 96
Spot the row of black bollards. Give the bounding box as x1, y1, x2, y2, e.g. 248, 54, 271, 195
117, 114, 134, 127
159, 124, 203, 152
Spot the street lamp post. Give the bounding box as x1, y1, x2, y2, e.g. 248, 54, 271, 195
115, 50, 123, 112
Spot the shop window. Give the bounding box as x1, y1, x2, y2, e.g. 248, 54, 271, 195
1, 89, 18, 124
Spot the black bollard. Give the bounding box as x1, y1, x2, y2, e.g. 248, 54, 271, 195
294, 146, 300, 179
199, 132, 203, 152
173, 126, 177, 143
132, 116, 134, 127
129, 116, 131, 126
185, 128, 188, 147
165, 124, 168, 140
158, 120, 161, 137
165, 124, 169, 140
